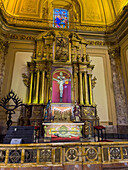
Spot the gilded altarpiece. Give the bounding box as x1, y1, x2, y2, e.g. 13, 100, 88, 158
20, 30, 99, 137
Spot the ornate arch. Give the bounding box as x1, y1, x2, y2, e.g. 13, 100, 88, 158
52, 68, 72, 103
40, 0, 81, 27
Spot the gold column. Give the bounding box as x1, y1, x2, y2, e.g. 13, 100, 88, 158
74, 47, 77, 62
28, 72, 33, 104
48, 73, 52, 101
74, 72, 77, 101
47, 64, 52, 101
89, 74, 93, 105
40, 71, 45, 104
49, 86, 51, 101
73, 64, 78, 102
50, 45, 53, 60
35, 70, 40, 104
46, 74, 49, 103
79, 72, 84, 105
46, 45, 49, 60
48, 77, 51, 100
84, 72, 89, 105
44, 75, 47, 104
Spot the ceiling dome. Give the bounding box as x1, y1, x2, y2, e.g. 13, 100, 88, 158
0, 0, 128, 31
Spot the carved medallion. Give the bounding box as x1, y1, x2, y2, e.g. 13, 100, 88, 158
9, 150, 21, 163
110, 147, 121, 160
66, 148, 78, 161
40, 149, 52, 162
86, 148, 97, 161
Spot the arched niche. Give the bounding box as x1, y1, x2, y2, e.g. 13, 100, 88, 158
41, 0, 81, 27
52, 68, 71, 103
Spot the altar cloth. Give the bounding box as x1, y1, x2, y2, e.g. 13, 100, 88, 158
51, 135, 80, 141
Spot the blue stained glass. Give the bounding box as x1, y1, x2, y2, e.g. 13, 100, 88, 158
54, 8, 68, 28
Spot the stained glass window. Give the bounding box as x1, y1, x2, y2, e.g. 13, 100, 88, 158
53, 8, 69, 28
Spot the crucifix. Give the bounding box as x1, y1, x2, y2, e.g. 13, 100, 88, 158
53, 72, 71, 102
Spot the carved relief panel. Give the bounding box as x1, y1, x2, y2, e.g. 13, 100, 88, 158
55, 37, 69, 62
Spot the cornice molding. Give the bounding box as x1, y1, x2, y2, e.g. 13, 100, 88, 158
0, 28, 108, 46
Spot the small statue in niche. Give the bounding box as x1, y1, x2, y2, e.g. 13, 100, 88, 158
44, 100, 52, 121
73, 101, 81, 122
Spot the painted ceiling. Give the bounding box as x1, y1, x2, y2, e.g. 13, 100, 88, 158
0, 0, 128, 31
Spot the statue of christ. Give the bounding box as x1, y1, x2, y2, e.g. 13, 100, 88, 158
53, 72, 71, 102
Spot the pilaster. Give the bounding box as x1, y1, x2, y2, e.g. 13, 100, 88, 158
108, 47, 128, 132
0, 39, 9, 97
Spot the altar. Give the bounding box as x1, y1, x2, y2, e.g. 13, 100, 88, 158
42, 122, 84, 138
19, 30, 99, 139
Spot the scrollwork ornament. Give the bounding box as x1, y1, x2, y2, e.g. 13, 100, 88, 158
22, 73, 30, 87
92, 76, 97, 89
84, 109, 90, 116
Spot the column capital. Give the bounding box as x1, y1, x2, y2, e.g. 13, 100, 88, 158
108, 47, 120, 60
0, 39, 9, 55
29, 65, 35, 73
35, 63, 43, 72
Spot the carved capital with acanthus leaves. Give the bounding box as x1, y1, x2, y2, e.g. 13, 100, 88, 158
108, 47, 120, 60
35, 63, 43, 72
0, 39, 9, 55
28, 62, 35, 72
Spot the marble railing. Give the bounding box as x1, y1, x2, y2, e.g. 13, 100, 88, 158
0, 142, 128, 168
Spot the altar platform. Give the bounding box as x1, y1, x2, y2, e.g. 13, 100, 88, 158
0, 141, 128, 170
